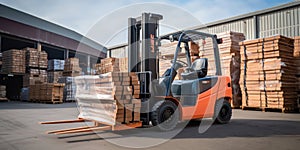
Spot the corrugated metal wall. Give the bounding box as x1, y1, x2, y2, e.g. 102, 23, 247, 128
109, 46, 128, 58
196, 4, 300, 40
258, 6, 300, 38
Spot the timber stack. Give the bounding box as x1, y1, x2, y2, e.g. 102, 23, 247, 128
198, 31, 245, 108
239, 35, 298, 112
294, 36, 300, 109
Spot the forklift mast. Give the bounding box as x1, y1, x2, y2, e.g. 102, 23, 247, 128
128, 13, 163, 78
128, 13, 163, 98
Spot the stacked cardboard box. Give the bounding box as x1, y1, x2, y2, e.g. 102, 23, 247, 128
23, 69, 47, 87
75, 72, 141, 125
2, 49, 26, 74
239, 35, 297, 112
0, 85, 7, 101
63, 58, 81, 76
29, 83, 64, 103
293, 36, 300, 109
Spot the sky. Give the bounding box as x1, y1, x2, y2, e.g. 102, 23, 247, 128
0, 0, 295, 46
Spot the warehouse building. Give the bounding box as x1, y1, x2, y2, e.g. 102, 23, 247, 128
109, 1, 300, 57
0, 4, 107, 100
0, 4, 107, 71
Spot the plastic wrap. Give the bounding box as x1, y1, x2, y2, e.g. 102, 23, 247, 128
75, 74, 117, 126
48, 59, 65, 71
58, 77, 76, 102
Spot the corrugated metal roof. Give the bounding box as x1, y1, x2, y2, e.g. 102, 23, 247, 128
190, 1, 300, 30
0, 4, 107, 53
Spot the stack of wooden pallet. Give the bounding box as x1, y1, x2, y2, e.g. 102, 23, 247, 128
294, 36, 300, 109
48, 59, 64, 83
2, 49, 26, 74
63, 58, 81, 76
75, 72, 141, 125
29, 83, 64, 103
48, 71, 63, 83
94, 57, 129, 74
239, 35, 297, 112
39, 51, 48, 69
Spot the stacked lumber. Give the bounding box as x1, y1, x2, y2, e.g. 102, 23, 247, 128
75, 72, 141, 125
23, 69, 47, 87
294, 36, 300, 109
29, 83, 64, 103
0, 85, 7, 101
2, 49, 26, 74
58, 77, 76, 102
240, 35, 297, 112
94, 57, 129, 74
63, 58, 81, 76
159, 41, 198, 79
198, 31, 245, 107
23, 48, 48, 68
48, 59, 65, 71
47, 71, 63, 83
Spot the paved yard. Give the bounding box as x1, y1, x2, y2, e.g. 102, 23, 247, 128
0, 101, 299, 150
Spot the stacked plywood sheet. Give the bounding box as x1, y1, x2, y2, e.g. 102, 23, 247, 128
2, 49, 26, 74
23, 69, 47, 87
240, 35, 297, 112
63, 58, 81, 76
75, 72, 141, 125
294, 36, 300, 109
29, 83, 64, 103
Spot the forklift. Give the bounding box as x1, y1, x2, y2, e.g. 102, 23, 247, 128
128, 13, 232, 131
41, 13, 232, 133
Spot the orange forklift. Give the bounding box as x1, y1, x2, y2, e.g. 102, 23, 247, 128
126, 13, 232, 131
41, 13, 232, 133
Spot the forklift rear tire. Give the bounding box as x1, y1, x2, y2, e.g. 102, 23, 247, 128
151, 100, 179, 131
214, 99, 232, 124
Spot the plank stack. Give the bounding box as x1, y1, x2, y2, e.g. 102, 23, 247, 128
63, 58, 81, 76
187, 31, 245, 107
159, 42, 199, 79
2, 49, 26, 74
29, 83, 64, 103
94, 57, 129, 74
75, 72, 141, 125
293, 36, 300, 109
239, 35, 298, 112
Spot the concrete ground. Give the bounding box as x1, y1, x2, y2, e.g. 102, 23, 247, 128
0, 101, 299, 150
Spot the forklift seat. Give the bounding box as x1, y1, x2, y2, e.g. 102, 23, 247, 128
181, 58, 208, 80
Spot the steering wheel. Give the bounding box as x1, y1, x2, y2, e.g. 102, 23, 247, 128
171, 60, 188, 68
